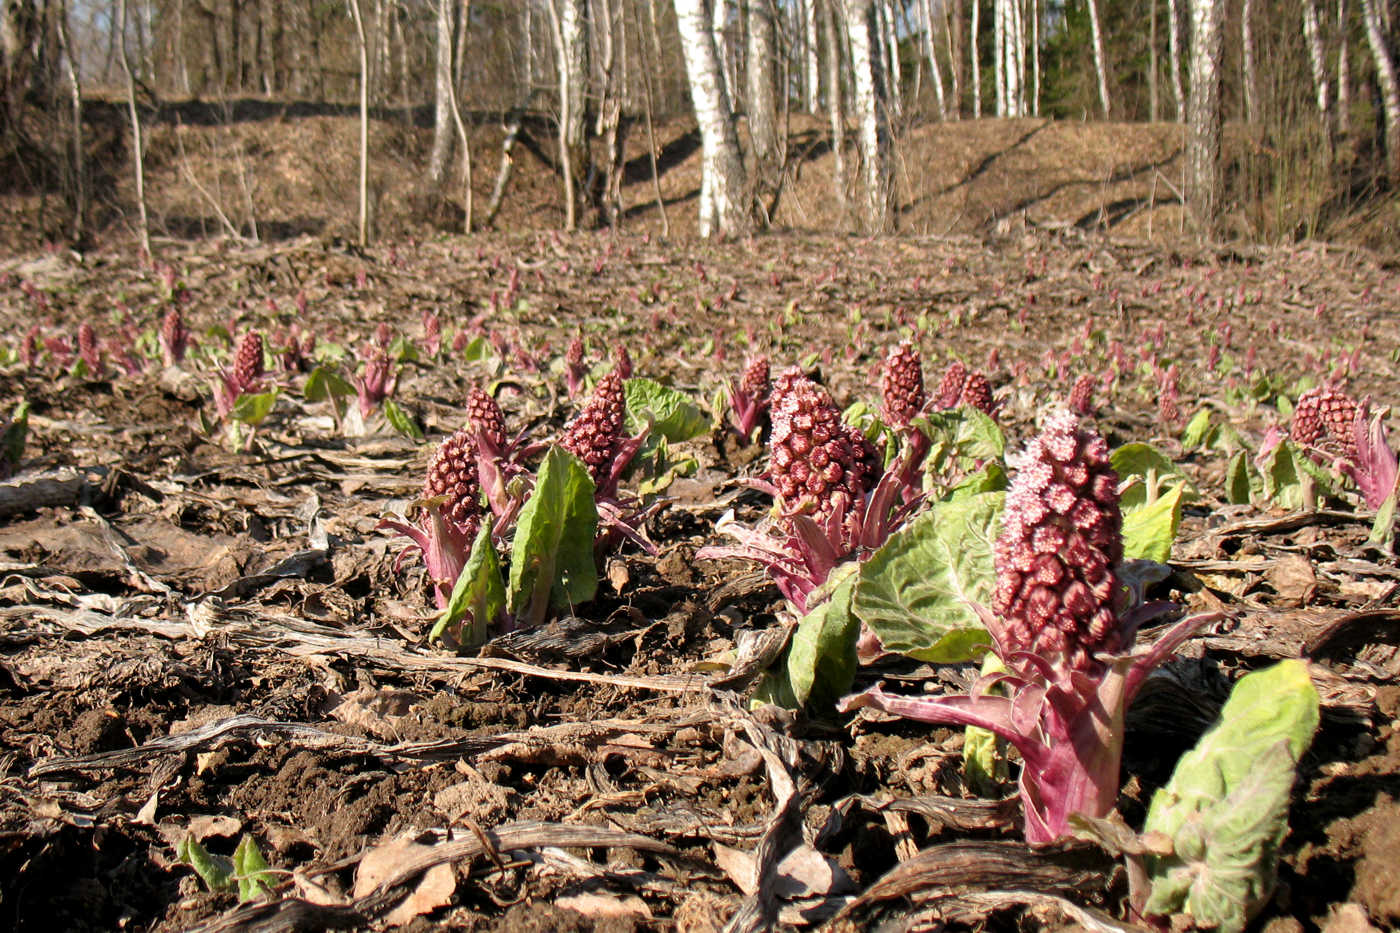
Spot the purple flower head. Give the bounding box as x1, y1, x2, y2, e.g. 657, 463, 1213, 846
880, 341, 926, 429
768, 368, 878, 524
160, 309, 189, 367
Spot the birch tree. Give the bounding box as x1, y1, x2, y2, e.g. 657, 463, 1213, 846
1186, 0, 1224, 235
1360, 0, 1400, 183
547, 0, 589, 230
1168, 0, 1185, 122
801, 0, 820, 112
1087, 0, 1111, 116
427, 0, 454, 188
674, 0, 750, 238
844, 0, 893, 233
1303, 0, 1331, 129
971, 0, 981, 117
1241, 0, 1258, 123
746, 0, 779, 169
918, 0, 947, 120
822, 0, 849, 220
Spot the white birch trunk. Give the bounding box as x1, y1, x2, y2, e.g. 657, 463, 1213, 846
675, 0, 750, 237
1031, 0, 1040, 115
1086, 0, 1111, 116
428, 0, 454, 188
712, 0, 732, 109
1361, 0, 1400, 182
1168, 0, 1185, 122
747, 0, 779, 166
823, 0, 849, 219
1241, 0, 1258, 123
348, 0, 370, 245
920, 0, 947, 120
844, 0, 892, 233
803, 0, 820, 112
1303, 0, 1331, 124
971, 0, 981, 117
994, 0, 1005, 117
1337, 0, 1351, 135
1186, 0, 1224, 234
881, 0, 902, 120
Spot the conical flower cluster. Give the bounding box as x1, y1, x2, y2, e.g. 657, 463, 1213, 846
560, 370, 626, 484
232, 331, 265, 391
880, 341, 925, 428
77, 323, 101, 374
1292, 385, 1359, 460
1068, 374, 1096, 416
933, 360, 994, 414
740, 354, 771, 405
423, 428, 482, 533
768, 368, 877, 520
993, 410, 1123, 671
467, 387, 508, 451
160, 309, 188, 366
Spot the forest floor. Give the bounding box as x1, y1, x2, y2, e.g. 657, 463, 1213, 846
0, 227, 1397, 932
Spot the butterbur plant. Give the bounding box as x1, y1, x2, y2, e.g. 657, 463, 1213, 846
560, 370, 648, 503
725, 353, 771, 440
353, 341, 398, 418
160, 309, 189, 367
211, 331, 278, 448
1290, 384, 1398, 514
841, 410, 1216, 845
564, 337, 587, 398
381, 428, 484, 610
702, 368, 917, 616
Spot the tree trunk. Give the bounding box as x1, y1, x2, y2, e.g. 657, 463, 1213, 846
1030, 0, 1039, 115
822, 0, 849, 221
56, 0, 85, 239
428, 0, 455, 189
446, 0, 473, 231
746, 0, 779, 167
1304, 0, 1331, 127
1186, 0, 1224, 236
1241, 0, 1258, 122
712, 0, 732, 107
548, 0, 589, 230
1361, 0, 1400, 184
348, 0, 371, 245
1086, 0, 1111, 116
970, 0, 981, 117
945, 0, 961, 118
919, 0, 947, 120
1168, 0, 1185, 122
844, 0, 892, 233
1337, 0, 1351, 137
1149, 0, 1159, 121
802, 0, 820, 112
674, 0, 750, 238
880, 0, 902, 121
994, 0, 1005, 115
118, 0, 150, 256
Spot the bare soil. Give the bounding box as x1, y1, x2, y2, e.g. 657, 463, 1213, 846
0, 228, 1398, 931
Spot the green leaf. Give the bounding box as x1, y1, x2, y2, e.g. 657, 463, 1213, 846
624, 377, 708, 442
508, 446, 598, 627
785, 565, 859, 710
1181, 409, 1216, 449
460, 335, 491, 363
431, 517, 506, 648
953, 407, 1006, 460
1111, 442, 1185, 485
1122, 483, 1185, 562
232, 834, 275, 903
382, 399, 423, 440
303, 365, 355, 402
1369, 489, 1397, 546
1143, 660, 1320, 933
853, 492, 1001, 662
964, 654, 1010, 795
1224, 450, 1254, 505
230, 389, 279, 426
3, 401, 28, 467
387, 334, 419, 363
176, 836, 234, 893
